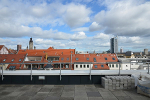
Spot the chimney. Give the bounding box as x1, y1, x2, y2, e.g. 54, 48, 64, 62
34, 46, 36, 49
17, 45, 22, 51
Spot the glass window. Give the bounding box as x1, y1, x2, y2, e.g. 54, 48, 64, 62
112, 58, 115, 60
76, 65, 78, 68
3, 59, 6, 62
80, 65, 82, 68
11, 59, 14, 62
94, 65, 97, 68
67, 58, 69, 60
116, 64, 118, 68
101, 65, 104, 67
66, 64, 69, 68
112, 64, 114, 68
126, 65, 128, 67
61, 58, 64, 60
94, 58, 96, 62
87, 65, 89, 68
54, 64, 58, 68
105, 58, 107, 60
84, 65, 86, 68
19, 59, 21, 62
76, 58, 79, 61
109, 65, 111, 68
86, 58, 89, 60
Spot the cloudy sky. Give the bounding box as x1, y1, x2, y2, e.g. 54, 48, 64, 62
0, 0, 150, 53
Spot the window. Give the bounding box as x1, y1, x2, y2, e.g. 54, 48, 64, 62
109, 65, 111, 68
67, 58, 69, 60
54, 64, 58, 68
126, 65, 128, 67
3, 59, 6, 62
76, 58, 79, 61
112, 64, 114, 68
101, 65, 104, 67
80, 65, 82, 68
86, 58, 89, 60
116, 64, 118, 68
84, 65, 86, 68
105, 58, 107, 60
76, 65, 78, 68
11, 59, 14, 62
19, 59, 21, 62
87, 65, 89, 68
61, 58, 64, 60
94, 65, 97, 68
112, 58, 115, 60
94, 58, 96, 62
66, 64, 69, 68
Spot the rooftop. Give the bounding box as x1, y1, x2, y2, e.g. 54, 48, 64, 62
0, 84, 149, 100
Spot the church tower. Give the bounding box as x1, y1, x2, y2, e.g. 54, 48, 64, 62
29, 38, 33, 50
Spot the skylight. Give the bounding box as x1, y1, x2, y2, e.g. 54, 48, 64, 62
112, 58, 115, 60
76, 58, 79, 61
3, 59, 6, 62
105, 58, 107, 60
11, 59, 14, 62
19, 59, 21, 62
94, 58, 96, 62
86, 58, 89, 60
61, 58, 64, 60
101, 65, 104, 67
67, 58, 69, 60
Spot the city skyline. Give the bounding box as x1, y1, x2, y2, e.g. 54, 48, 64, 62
0, 0, 150, 52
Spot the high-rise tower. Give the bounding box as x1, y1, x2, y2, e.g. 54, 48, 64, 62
29, 38, 33, 50
110, 36, 118, 53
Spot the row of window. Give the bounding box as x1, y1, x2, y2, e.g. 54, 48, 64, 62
75, 64, 104, 68
109, 64, 119, 68
94, 65, 104, 68
76, 65, 89, 68
54, 64, 69, 68
75, 57, 115, 61
3, 59, 22, 62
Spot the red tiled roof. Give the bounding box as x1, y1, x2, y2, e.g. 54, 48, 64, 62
0, 54, 26, 63
0, 45, 4, 50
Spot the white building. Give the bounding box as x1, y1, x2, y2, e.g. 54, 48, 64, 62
0, 45, 9, 54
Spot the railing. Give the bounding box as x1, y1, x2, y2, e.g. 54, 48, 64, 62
0, 62, 150, 81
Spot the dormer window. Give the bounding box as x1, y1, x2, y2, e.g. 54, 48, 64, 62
76, 58, 79, 61
3, 59, 6, 62
61, 58, 64, 60
105, 58, 107, 60
19, 59, 21, 62
11, 59, 14, 62
67, 58, 69, 60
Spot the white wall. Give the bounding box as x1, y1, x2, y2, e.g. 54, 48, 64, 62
0, 46, 8, 54
74, 64, 93, 70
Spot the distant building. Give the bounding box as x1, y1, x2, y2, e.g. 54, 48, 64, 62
144, 49, 148, 55
120, 47, 123, 53
29, 38, 33, 50
110, 36, 118, 53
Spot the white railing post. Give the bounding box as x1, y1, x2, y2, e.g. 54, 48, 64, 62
148, 63, 149, 74
90, 64, 91, 80
2, 64, 3, 81
60, 63, 61, 81
31, 64, 32, 81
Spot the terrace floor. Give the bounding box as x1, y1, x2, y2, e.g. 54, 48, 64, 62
0, 84, 149, 100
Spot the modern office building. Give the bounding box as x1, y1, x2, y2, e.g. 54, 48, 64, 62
110, 36, 118, 53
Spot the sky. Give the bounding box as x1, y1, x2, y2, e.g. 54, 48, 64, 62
0, 0, 150, 53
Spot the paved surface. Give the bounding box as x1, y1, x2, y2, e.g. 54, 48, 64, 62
0, 85, 149, 100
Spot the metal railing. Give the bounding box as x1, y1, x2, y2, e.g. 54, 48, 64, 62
0, 61, 150, 81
